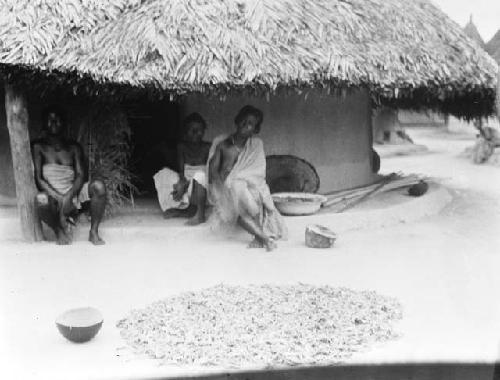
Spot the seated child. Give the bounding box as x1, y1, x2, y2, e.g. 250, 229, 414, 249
153, 113, 211, 225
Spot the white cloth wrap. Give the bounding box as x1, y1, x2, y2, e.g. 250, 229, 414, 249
153, 165, 206, 212
207, 135, 287, 240
41, 163, 89, 209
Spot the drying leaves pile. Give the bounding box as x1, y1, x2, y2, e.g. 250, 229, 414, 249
117, 284, 402, 368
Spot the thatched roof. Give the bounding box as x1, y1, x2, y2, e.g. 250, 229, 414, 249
486, 29, 500, 64
0, 0, 498, 117
463, 16, 485, 48
0, 0, 141, 65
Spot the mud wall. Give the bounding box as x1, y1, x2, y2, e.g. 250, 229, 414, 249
182, 88, 376, 192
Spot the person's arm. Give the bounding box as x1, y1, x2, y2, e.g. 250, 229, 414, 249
171, 143, 188, 201
66, 143, 85, 198
32, 143, 63, 201
208, 143, 222, 184
177, 142, 187, 180
59, 143, 85, 215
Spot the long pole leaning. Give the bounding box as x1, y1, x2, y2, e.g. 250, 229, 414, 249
497, 68, 500, 122
4, 83, 43, 242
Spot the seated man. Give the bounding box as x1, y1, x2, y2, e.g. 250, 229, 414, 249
153, 113, 210, 225
208, 105, 287, 251
32, 106, 107, 245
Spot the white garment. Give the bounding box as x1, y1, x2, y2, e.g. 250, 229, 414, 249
153, 165, 206, 212
42, 163, 90, 209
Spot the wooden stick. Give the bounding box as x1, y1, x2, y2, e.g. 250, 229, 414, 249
322, 172, 427, 210
497, 68, 500, 123
336, 173, 398, 213
321, 173, 396, 196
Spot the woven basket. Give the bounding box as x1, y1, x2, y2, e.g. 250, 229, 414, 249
266, 155, 320, 194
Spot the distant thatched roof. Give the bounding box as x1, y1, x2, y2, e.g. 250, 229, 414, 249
463, 16, 485, 48
0, 0, 498, 117
486, 29, 500, 64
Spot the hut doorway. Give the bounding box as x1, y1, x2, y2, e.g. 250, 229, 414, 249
125, 100, 181, 198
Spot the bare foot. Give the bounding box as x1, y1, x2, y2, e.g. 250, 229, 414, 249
247, 237, 264, 248
163, 208, 182, 219
163, 206, 196, 219
56, 231, 72, 245
184, 205, 197, 218
263, 238, 277, 252
185, 216, 205, 226
89, 230, 105, 245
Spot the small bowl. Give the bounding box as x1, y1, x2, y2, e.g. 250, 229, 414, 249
56, 307, 103, 343
272, 192, 327, 216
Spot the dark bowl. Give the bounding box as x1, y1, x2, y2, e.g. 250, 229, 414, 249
56, 307, 103, 343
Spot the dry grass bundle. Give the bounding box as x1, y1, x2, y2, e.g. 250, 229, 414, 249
70, 103, 137, 214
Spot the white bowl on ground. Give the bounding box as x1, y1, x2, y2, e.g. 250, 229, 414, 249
272, 192, 327, 216
55, 307, 103, 343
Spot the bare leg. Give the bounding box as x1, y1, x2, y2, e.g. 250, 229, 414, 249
88, 180, 106, 245
186, 180, 207, 226
230, 182, 276, 251
35, 194, 71, 245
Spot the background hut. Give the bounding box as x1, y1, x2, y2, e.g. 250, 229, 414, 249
0, 0, 498, 241
463, 15, 486, 49
486, 29, 500, 65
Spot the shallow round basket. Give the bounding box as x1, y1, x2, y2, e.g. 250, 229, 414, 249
272, 192, 327, 216
266, 155, 320, 194
55, 307, 103, 343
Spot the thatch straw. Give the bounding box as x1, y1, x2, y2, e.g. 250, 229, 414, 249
0, 0, 498, 117
0, 0, 140, 65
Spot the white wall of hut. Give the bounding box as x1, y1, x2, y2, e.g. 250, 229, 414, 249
182, 88, 377, 192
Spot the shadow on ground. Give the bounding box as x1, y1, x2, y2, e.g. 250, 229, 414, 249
144, 362, 500, 380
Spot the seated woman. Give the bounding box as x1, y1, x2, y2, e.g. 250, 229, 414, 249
207, 105, 287, 251
153, 113, 210, 225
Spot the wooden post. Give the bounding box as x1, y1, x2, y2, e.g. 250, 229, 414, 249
496, 69, 500, 122
4, 83, 43, 242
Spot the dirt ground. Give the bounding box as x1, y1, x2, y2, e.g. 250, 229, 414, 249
1, 122, 500, 380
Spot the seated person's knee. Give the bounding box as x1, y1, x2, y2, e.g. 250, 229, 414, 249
232, 182, 259, 217
35, 193, 49, 206
192, 171, 206, 187
90, 179, 106, 196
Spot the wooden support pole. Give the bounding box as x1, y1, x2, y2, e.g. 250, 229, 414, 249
496, 69, 500, 122
4, 83, 43, 242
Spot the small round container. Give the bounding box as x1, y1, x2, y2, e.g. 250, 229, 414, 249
305, 224, 337, 248
272, 192, 327, 216
56, 307, 103, 343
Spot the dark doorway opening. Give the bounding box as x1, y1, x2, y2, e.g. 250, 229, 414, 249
124, 100, 181, 198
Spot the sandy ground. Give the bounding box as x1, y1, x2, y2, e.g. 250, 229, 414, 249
1, 123, 500, 380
